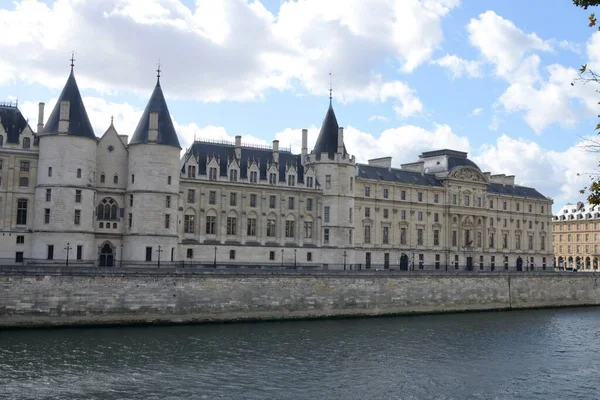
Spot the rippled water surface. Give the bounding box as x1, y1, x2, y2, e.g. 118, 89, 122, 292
2, 308, 600, 399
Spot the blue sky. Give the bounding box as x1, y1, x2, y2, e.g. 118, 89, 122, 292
1, 0, 599, 211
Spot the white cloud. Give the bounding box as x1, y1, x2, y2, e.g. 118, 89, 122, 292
0, 0, 457, 108
471, 107, 483, 116
488, 115, 499, 131
432, 54, 482, 78
369, 115, 389, 122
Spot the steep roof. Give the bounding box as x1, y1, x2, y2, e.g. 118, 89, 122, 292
130, 79, 180, 148
184, 141, 305, 183
0, 103, 30, 144
312, 101, 345, 158
43, 68, 96, 139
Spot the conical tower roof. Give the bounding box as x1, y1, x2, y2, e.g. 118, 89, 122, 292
130, 77, 180, 148
43, 68, 96, 139
312, 100, 345, 157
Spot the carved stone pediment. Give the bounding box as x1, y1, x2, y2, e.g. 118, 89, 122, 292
448, 167, 487, 183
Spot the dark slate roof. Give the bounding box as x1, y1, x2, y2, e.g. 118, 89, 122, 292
184, 141, 304, 183
312, 101, 346, 159
358, 164, 548, 199
0, 103, 29, 144
486, 183, 547, 200
447, 156, 480, 171
130, 79, 181, 148
357, 164, 444, 187
43, 69, 96, 139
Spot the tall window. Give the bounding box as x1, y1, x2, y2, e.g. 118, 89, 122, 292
250, 170, 258, 183
44, 208, 50, 224
269, 173, 277, 185
97, 198, 118, 221
304, 221, 313, 238
324, 228, 329, 244
285, 220, 295, 238
131, 174, 135, 183
269, 195, 276, 209
528, 235, 533, 250
247, 218, 257, 236
287, 174, 295, 186
230, 192, 237, 206
184, 215, 195, 233
206, 216, 216, 234
326, 175, 331, 189
46, 189, 51, 202
16, 200, 27, 225
489, 233, 495, 248
100, 174, 106, 183
227, 217, 237, 235
128, 213, 132, 228
113, 174, 119, 184
165, 214, 170, 229
187, 189, 195, 203
22, 137, 30, 149
324, 206, 330, 223
418, 192, 423, 202
48, 167, 52, 177
209, 191, 216, 205
452, 230, 457, 247
250, 194, 256, 207
364, 226, 371, 243
187, 165, 196, 178
433, 230, 439, 246
77, 245, 83, 261
267, 219, 276, 237
77, 168, 81, 178
400, 190, 406, 200
229, 169, 238, 182
515, 235, 521, 250
434, 194, 439, 203
47, 245, 54, 260
74, 210, 81, 225
417, 229, 423, 246
503, 234, 508, 249
75, 190, 82, 203
288, 197, 295, 210
383, 188, 389, 199
383, 209, 389, 219
145, 247, 152, 262
365, 186, 371, 197
383, 226, 389, 244
166, 195, 171, 208
306, 198, 313, 211
168, 176, 172, 185
209, 167, 218, 181
306, 176, 313, 188
400, 228, 407, 245
365, 207, 370, 218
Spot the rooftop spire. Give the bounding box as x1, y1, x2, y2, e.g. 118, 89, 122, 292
70, 51, 76, 71
329, 71, 332, 103
156, 59, 161, 83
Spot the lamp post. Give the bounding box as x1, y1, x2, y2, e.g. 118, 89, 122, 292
120, 244, 123, 268
343, 250, 347, 271
213, 246, 217, 268
64, 242, 71, 267
156, 245, 163, 268
281, 249, 284, 267
294, 249, 297, 268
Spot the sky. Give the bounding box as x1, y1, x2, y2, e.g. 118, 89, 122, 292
1, 0, 600, 212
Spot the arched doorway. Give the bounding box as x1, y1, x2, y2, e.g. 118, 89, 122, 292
576, 256, 581, 270
586, 256, 591, 270
400, 254, 409, 271
516, 257, 523, 272
557, 256, 564, 270
568, 256, 574, 270
99, 243, 114, 267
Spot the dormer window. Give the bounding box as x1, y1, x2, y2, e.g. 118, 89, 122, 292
209, 167, 218, 181
287, 174, 295, 187
249, 170, 258, 183
306, 176, 313, 188
187, 165, 196, 178
22, 137, 30, 149
269, 172, 277, 185
229, 169, 238, 182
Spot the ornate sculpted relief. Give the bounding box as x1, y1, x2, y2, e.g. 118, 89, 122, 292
449, 167, 487, 183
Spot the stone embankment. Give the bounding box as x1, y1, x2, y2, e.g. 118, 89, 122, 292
1, 267, 598, 327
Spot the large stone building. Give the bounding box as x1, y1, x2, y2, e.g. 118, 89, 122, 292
552, 202, 600, 270
0, 64, 554, 269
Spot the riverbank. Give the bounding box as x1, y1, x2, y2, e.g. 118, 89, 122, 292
1, 267, 598, 328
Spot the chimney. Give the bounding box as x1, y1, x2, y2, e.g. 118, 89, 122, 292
58, 101, 70, 134
301, 129, 308, 166
272, 140, 279, 164
37, 102, 45, 135
235, 135, 241, 159
337, 127, 344, 154
148, 111, 159, 142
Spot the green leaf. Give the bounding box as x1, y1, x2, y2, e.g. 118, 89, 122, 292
581, 64, 588, 73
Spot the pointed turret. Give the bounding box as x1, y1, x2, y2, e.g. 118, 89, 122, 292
43, 66, 95, 139
130, 73, 181, 148
312, 100, 346, 158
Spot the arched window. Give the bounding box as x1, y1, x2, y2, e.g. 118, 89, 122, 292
22, 137, 30, 149
97, 198, 119, 221
113, 174, 118, 184
100, 174, 105, 183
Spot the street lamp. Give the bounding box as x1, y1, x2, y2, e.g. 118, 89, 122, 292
213, 246, 217, 268
343, 250, 347, 270
156, 245, 163, 268
120, 244, 123, 268
64, 242, 71, 267
281, 249, 284, 267
294, 249, 297, 268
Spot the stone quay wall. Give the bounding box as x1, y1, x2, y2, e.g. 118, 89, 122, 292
1, 267, 599, 327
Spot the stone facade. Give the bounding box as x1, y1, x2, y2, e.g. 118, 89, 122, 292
0, 67, 554, 269
552, 202, 600, 270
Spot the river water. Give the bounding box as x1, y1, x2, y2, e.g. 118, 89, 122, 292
1, 308, 599, 399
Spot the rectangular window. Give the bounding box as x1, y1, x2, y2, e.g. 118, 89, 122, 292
489, 233, 495, 248
435, 254, 440, 269
384, 253, 390, 269
476, 232, 482, 248
489, 200, 494, 209
324, 228, 329, 244
383, 188, 389, 199
541, 205, 545, 214
269, 251, 275, 260
348, 230, 352, 244
44, 208, 50, 224
364, 226, 371, 243
479, 255, 484, 270
365, 186, 371, 197
184, 215, 195, 233
145, 247, 152, 262
206, 216, 216, 235
250, 194, 257, 207
20, 161, 30, 171
129, 195, 133, 207
349, 208, 353, 223
418, 254, 424, 269
306, 198, 313, 211
227, 217, 237, 235
417, 229, 423, 246
464, 195, 471, 206
74, 210, 81, 225
48, 167, 52, 177
16, 235, 25, 244
503, 201, 507, 210
452, 230, 457, 247
287, 174, 295, 186
477, 197, 482, 207
516, 235, 521, 250
187, 189, 195, 203
76, 245, 83, 261
324, 206, 330, 223
400, 190, 406, 200
307, 252, 312, 262
434, 213, 439, 223
229, 250, 236, 260
209, 167, 218, 181
434, 194, 439, 204
528, 221, 533, 230
433, 230, 439, 246
75, 190, 82, 203
503, 234, 508, 249
326, 175, 331, 189
166, 195, 171, 208
288, 197, 295, 210
517, 220, 520, 229
401, 210, 406, 220
267, 219, 276, 237
383, 226, 389, 244
452, 194, 457, 205
250, 170, 258, 183
306, 176, 313, 188
400, 228, 407, 245
528, 235, 533, 250
269, 173, 277, 185
209, 191, 216, 205
45, 189, 51, 202
165, 214, 170, 229
383, 208, 389, 219
417, 211, 423, 221
47, 245, 54, 260
541, 237, 546, 251
528, 204, 532, 213
418, 192, 423, 202
304, 221, 313, 238
230, 192, 237, 206
77, 168, 81, 178
285, 220, 295, 238
269, 195, 276, 209
365, 207, 370, 218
